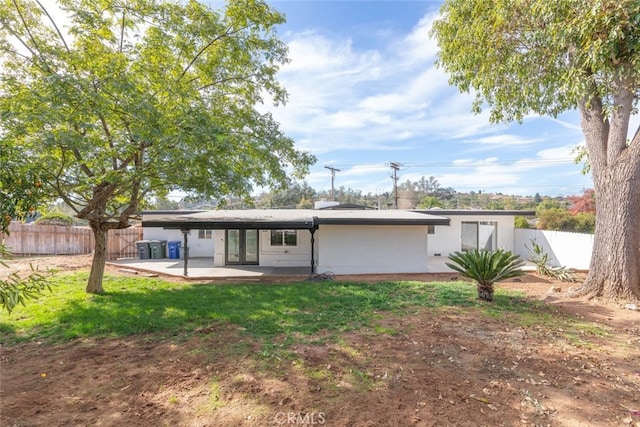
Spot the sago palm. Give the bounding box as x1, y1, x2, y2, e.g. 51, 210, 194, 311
446, 249, 525, 301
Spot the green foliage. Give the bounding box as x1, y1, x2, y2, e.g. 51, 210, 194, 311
536, 208, 572, 231
1, 0, 314, 209
514, 216, 530, 229
417, 196, 444, 209
256, 181, 318, 209
536, 208, 595, 233
526, 239, 576, 282
0, 147, 46, 231
1, 141, 51, 313
432, 0, 640, 123
535, 199, 565, 216
34, 212, 74, 226
446, 249, 525, 301
0, 0, 315, 291
0, 247, 54, 314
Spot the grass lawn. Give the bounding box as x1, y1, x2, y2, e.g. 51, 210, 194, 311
1, 272, 552, 346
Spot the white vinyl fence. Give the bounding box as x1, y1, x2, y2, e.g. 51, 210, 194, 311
515, 229, 594, 270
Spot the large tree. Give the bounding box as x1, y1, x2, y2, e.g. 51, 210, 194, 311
432, 0, 640, 301
0, 0, 314, 293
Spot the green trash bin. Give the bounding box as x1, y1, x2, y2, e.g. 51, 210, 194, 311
136, 240, 150, 259
148, 240, 167, 259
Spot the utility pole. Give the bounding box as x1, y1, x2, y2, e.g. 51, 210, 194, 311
389, 162, 401, 209
324, 165, 341, 201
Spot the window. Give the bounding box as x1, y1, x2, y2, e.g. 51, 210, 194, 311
461, 221, 497, 251
198, 229, 212, 239
427, 225, 435, 235
270, 229, 297, 246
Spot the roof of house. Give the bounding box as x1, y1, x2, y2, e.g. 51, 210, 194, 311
318, 203, 375, 210
414, 209, 536, 216
142, 209, 451, 230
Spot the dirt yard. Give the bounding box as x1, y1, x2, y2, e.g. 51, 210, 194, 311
1, 255, 639, 426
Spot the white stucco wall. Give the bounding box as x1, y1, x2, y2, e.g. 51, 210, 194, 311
141, 212, 215, 258
515, 229, 593, 270
258, 229, 313, 267
316, 225, 429, 274
428, 215, 516, 256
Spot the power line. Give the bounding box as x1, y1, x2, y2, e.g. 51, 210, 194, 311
326, 158, 580, 169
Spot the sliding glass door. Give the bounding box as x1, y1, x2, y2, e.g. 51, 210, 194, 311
226, 229, 259, 265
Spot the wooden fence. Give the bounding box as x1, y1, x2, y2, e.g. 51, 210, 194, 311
1, 222, 143, 260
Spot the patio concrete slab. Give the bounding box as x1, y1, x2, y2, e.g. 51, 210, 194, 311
108, 257, 311, 280
107, 256, 534, 281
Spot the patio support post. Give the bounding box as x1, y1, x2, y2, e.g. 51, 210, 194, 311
309, 228, 316, 274
181, 229, 190, 276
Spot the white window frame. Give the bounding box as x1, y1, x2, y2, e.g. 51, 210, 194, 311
198, 229, 213, 239
270, 229, 298, 247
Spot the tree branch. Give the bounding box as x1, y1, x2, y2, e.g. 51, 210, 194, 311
10, 0, 51, 72
197, 73, 258, 91
34, 0, 70, 54
607, 72, 635, 164
177, 25, 238, 82
119, 9, 125, 52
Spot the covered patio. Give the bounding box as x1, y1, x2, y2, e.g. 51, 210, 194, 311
107, 256, 458, 280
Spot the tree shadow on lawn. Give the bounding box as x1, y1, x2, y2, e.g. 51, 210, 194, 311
1, 273, 568, 345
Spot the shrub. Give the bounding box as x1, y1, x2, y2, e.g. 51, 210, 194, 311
514, 216, 530, 229
446, 249, 525, 301
34, 212, 73, 226
526, 239, 576, 282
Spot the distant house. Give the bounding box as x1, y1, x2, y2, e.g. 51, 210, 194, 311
141, 208, 533, 275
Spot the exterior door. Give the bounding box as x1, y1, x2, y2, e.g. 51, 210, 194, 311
226, 229, 259, 265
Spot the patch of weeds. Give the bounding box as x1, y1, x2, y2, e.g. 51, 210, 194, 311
373, 324, 397, 335
168, 395, 179, 405
349, 369, 376, 392
565, 333, 600, 350
334, 342, 363, 360
571, 322, 611, 337
208, 380, 224, 410
307, 367, 333, 381
224, 340, 254, 358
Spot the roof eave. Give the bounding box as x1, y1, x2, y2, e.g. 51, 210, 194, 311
142, 219, 316, 230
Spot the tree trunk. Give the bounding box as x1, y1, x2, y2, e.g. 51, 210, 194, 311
573, 158, 640, 302
87, 223, 107, 294
574, 92, 640, 302
477, 282, 494, 301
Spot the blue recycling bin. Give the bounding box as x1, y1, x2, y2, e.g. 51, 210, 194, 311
167, 241, 181, 259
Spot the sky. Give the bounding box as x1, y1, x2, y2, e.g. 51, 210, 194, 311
232, 0, 640, 198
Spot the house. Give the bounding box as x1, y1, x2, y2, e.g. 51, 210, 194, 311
415, 209, 535, 257
141, 208, 533, 275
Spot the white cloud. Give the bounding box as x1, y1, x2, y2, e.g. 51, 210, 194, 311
268, 12, 493, 155
398, 13, 441, 66
262, 7, 595, 196
470, 134, 541, 146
